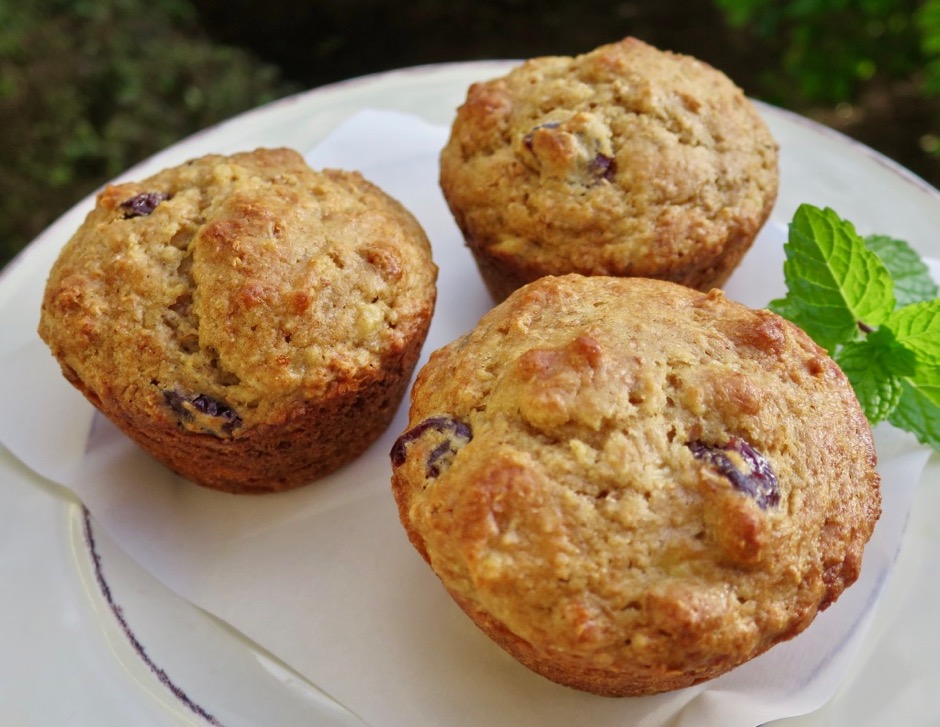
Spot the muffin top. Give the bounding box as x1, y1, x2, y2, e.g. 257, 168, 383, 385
391, 274, 880, 692
439, 37, 778, 280
39, 148, 437, 436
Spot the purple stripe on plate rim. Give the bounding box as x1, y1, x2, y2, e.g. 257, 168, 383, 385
82, 506, 225, 727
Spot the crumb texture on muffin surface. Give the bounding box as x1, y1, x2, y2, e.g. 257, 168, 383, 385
391, 274, 880, 696
439, 37, 779, 300
40, 148, 437, 492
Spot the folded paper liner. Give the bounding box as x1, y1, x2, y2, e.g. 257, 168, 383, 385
0, 110, 933, 727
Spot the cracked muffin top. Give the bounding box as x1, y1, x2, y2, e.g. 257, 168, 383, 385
439, 37, 779, 300
39, 148, 437, 438
391, 274, 880, 696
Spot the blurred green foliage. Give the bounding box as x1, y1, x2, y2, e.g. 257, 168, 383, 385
714, 0, 940, 104
921, 0, 940, 95
0, 0, 297, 268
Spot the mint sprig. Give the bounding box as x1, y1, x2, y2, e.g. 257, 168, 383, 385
864, 234, 939, 308
834, 327, 915, 424
771, 205, 895, 353
770, 203, 940, 450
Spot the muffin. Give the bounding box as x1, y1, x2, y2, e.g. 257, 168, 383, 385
439, 37, 779, 301
390, 274, 880, 696
39, 148, 437, 494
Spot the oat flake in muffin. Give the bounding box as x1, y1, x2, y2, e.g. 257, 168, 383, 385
391, 274, 880, 696
39, 148, 437, 494
439, 37, 779, 301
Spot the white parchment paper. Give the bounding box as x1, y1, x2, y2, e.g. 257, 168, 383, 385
0, 110, 932, 727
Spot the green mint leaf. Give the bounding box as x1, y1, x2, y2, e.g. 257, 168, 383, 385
865, 234, 939, 307
770, 204, 940, 451
889, 379, 940, 450
884, 298, 940, 365
883, 299, 940, 407
882, 299, 940, 447
834, 328, 915, 424
769, 204, 895, 353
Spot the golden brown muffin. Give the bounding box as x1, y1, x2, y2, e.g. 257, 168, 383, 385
439, 37, 779, 301
390, 275, 880, 696
39, 148, 437, 494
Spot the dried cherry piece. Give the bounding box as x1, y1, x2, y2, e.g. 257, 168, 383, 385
191, 394, 240, 425
522, 121, 562, 150
390, 416, 472, 478
120, 191, 169, 218
687, 437, 780, 509
163, 390, 189, 418
589, 153, 616, 182
163, 390, 242, 434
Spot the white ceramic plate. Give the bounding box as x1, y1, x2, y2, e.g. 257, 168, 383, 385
1, 62, 938, 727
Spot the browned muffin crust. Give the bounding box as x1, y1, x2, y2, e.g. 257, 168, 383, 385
391, 274, 880, 696
439, 37, 779, 301
40, 148, 437, 493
